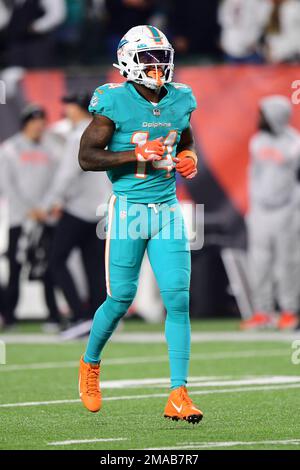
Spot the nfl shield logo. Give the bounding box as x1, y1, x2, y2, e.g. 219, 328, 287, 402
120, 210, 127, 220
153, 108, 160, 116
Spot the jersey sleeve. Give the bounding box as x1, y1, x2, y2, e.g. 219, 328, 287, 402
189, 90, 197, 114
88, 85, 115, 122
171, 83, 197, 116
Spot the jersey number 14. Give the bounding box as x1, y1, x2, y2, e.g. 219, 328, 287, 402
131, 131, 177, 178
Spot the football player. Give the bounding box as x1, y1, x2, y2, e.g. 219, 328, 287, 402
78, 25, 203, 424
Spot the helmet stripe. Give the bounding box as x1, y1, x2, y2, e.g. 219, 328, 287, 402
147, 25, 163, 44
118, 39, 128, 49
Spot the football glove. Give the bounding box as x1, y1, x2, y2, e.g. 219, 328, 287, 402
135, 137, 164, 162
175, 150, 198, 179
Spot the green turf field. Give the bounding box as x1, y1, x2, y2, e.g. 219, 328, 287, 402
1, 320, 300, 450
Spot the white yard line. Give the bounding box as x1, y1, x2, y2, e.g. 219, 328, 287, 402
1, 381, 300, 408
147, 439, 300, 450
99, 375, 300, 390
0, 399, 81, 407
103, 383, 300, 400
0, 334, 62, 344
48, 438, 127, 446
0, 348, 289, 372
152, 375, 300, 389
0, 360, 79, 372
101, 376, 224, 389
1, 331, 299, 344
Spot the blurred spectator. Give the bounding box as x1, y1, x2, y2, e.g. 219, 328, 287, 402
0, 176, 5, 325
265, 0, 300, 63
1, 0, 66, 68
0, 192, 4, 321
242, 96, 300, 331
56, 0, 88, 65
0, 285, 4, 320
0, 1, 10, 65
0, 104, 61, 328
34, 93, 111, 328
104, 0, 159, 58
169, 0, 220, 58
76, 0, 107, 65
0, 1, 10, 30
218, 0, 272, 63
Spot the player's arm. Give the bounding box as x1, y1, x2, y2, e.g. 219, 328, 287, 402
79, 115, 164, 172
175, 125, 198, 179
79, 115, 135, 171
176, 125, 196, 154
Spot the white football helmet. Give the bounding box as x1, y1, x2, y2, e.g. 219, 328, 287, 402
113, 25, 174, 90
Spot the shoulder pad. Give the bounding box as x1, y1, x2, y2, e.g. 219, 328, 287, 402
88, 83, 126, 120
170, 82, 193, 92
169, 82, 197, 113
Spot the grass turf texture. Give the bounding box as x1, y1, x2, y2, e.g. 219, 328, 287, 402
0, 321, 300, 450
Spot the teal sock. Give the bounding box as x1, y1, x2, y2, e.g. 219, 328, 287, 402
84, 296, 129, 364
162, 288, 191, 389
165, 313, 191, 390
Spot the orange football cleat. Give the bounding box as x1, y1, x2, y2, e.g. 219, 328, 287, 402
79, 356, 102, 412
240, 312, 274, 330
164, 386, 203, 424
278, 311, 299, 331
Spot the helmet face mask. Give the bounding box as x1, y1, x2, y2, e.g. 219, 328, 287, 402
113, 26, 174, 90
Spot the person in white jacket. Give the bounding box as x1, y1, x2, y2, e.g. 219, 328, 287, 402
34, 93, 112, 327
0, 178, 6, 324
266, 0, 300, 63
243, 95, 300, 331
2, 0, 66, 67
0, 104, 61, 327
218, 0, 272, 62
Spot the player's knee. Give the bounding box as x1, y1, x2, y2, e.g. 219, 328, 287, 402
103, 296, 131, 323
110, 280, 137, 304
160, 268, 190, 315
162, 289, 190, 317
160, 268, 190, 294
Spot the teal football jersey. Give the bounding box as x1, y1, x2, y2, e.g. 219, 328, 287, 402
89, 81, 197, 203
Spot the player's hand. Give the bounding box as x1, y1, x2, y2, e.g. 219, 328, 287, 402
174, 151, 198, 179
135, 137, 164, 162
